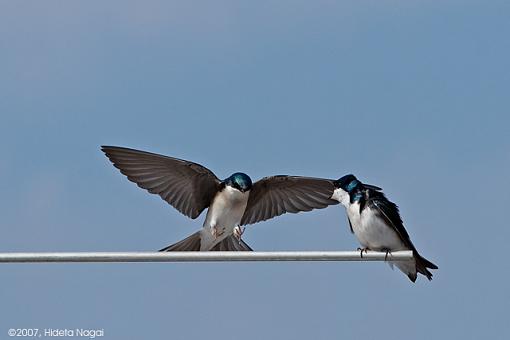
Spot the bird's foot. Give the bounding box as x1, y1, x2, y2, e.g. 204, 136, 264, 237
233, 226, 245, 244
382, 248, 392, 261
211, 226, 225, 239
357, 247, 370, 258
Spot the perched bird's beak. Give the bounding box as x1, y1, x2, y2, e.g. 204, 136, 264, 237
364, 184, 382, 191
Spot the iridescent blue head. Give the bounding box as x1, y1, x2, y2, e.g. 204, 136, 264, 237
225, 172, 253, 192
334, 174, 361, 193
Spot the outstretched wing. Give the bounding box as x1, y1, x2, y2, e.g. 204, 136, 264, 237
241, 176, 338, 225
368, 192, 417, 251
102, 146, 221, 219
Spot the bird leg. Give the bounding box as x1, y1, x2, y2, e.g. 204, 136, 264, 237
233, 226, 245, 244
357, 247, 370, 258
211, 225, 225, 239
382, 248, 392, 261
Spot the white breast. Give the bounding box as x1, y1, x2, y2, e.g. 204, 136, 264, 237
200, 186, 250, 250
332, 188, 350, 207
345, 201, 417, 279
347, 203, 405, 251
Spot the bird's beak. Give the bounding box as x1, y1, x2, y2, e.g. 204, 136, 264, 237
365, 184, 382, 191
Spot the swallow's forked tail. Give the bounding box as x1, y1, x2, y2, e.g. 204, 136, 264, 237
159, 230, 253, 252
414, 253, 438, 282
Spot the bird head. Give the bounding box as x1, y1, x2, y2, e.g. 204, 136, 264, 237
225, 172, 253, 192
332, 174, 382, 205
334, 174, 361, 193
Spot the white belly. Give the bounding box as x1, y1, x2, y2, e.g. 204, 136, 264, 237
345, 202, 417, 279
200, 186, 249, 250
347, 203, 406, 251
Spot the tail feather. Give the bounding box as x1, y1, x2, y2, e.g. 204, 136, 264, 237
211, 236, 253, 251
159, 231, 202, 251
159, 231, 253, 252
415, 253, 438, 281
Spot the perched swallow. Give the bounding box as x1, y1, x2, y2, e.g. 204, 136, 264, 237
102, 146, 338, 251
331, 174, 437, 282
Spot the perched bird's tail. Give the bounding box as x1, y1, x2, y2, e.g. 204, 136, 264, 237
159, 231, 252, 251
415, 252, 438, 281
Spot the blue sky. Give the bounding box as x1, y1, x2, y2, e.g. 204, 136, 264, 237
1, 1, 509, 339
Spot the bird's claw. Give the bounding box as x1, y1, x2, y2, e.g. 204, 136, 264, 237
233, 226, 245, 244
383, 249, 392, 261
357, 247, 369, 258
211, 226, 225, 239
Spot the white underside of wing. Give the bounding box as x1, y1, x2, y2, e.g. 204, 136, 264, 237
200, 186, 250, 250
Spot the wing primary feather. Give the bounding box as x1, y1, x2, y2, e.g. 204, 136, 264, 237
101, 146, 221, 219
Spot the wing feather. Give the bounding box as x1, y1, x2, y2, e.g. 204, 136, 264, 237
241, 176, 338, 225
102, 146, 221, 219
369, 193, 417, 252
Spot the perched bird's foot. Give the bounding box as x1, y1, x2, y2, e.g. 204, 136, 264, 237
233, 226, 245, 244
382, 248, 392, 261
357, 247, 369, 258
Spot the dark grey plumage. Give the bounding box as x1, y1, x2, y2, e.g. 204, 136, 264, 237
102, 146, 221, 219
241, 175, 338, 225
